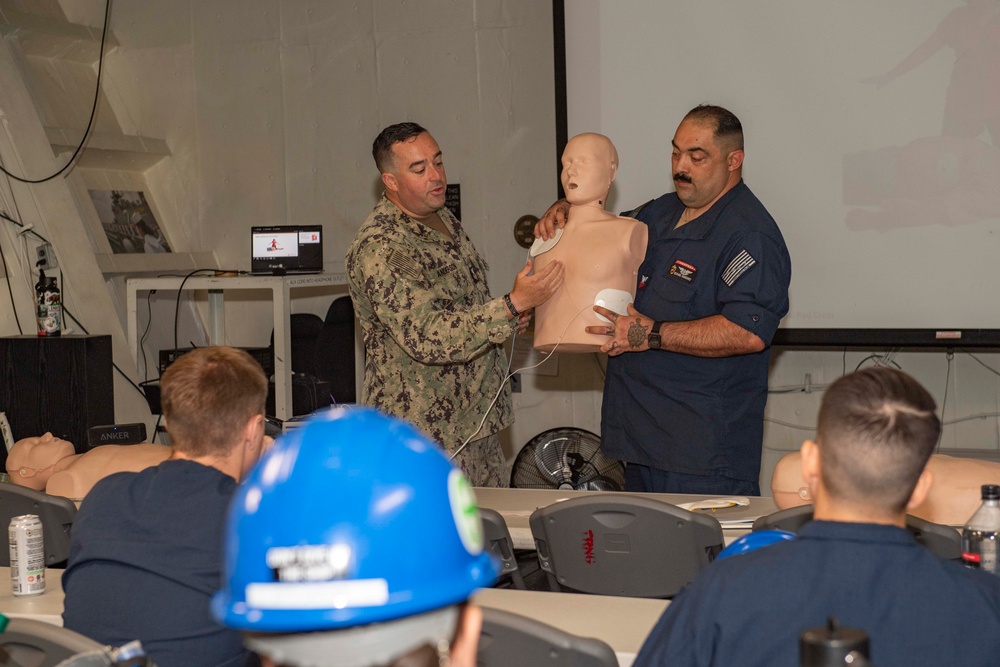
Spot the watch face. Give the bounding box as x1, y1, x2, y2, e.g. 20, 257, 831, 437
648, 333, 661, 350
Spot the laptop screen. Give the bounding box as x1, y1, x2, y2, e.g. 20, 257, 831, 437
251, 225, 323, 275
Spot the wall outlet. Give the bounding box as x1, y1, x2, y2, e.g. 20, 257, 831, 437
510, 373, 522, 393
35, 243, 57, 270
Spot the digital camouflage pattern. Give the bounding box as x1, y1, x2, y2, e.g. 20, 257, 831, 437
346, 195, 513, 486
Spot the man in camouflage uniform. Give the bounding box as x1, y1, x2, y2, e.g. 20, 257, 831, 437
346, 122, 564, 487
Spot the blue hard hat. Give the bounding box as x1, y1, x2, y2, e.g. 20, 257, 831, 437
716, 529, 796, 561
212, 407, 498, 632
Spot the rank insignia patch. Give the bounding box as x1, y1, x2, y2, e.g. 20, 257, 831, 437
669, 260, 697, 283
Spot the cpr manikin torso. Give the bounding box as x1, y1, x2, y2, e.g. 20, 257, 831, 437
532, 133, 648, 352
7, 432, 170, 501
771, 450, 1000, 526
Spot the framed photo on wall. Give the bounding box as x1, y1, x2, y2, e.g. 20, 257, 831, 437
88, 189, 171, 254
72, 171, 215, 274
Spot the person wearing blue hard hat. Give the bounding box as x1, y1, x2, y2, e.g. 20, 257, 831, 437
213, 406, 498, 667
714, 529, 795, 561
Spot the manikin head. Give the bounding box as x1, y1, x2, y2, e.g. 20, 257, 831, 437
671, 104, 745, 211
7, 432, 76, 491
373, 122, 447, 220
802, 367, 940, 524
561, 133, 619, 208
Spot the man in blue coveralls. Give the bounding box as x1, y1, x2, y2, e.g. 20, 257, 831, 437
632, 368, 1000, 667
538, 105, 791, 495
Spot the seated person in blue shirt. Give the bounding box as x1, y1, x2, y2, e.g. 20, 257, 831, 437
62, 346, 268, 667
634, 367, 1000, 667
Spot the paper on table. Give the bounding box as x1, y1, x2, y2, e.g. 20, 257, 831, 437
677, 497, 754, 526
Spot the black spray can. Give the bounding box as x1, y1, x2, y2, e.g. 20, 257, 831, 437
35, 270, 62, 336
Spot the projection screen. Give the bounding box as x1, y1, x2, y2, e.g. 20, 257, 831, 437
563, 1, 1000, 340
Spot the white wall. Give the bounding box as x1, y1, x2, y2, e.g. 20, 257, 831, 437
13, 1, 995, 491
46, 0, 601, 463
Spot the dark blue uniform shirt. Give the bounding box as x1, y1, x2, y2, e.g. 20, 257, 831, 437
62, 460, 258, 667
602, 181, 791, 482
635, 521, 1000, 667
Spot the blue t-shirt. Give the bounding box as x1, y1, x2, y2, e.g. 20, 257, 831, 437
635, 520, 1000, 667
62, 459, 256, 667
602, 181, 791, 481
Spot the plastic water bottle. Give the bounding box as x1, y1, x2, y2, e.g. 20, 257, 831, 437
962, 484, 1000, 575
112, 639, 151, 666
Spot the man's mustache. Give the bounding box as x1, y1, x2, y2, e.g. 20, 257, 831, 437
673, 173, 692, 184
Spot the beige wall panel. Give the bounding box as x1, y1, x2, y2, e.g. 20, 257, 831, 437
279, 36, 380, 269
373, 0, 473, 33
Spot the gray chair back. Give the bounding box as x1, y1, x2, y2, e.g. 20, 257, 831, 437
752, 504, 962, 560
750, 504, 813, 533
529, 493, 723, 598
480, 507, 525, 589
0, 483, 77, 567
905, 513, 962, 560
478, 607, 617, 667
0, 617, 105, 666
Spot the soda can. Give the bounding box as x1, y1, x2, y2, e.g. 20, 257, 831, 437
9, 514, 45, 596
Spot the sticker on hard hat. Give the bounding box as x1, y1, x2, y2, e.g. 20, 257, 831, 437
448, 469, 483, 555
246, 579, 390, 610
265, 543, 352, 582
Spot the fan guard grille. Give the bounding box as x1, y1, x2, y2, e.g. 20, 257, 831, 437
510, 427, 625, 491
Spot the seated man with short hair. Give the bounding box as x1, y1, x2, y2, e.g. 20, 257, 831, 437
634, 367, 1000, 667
62, 346, 268, 667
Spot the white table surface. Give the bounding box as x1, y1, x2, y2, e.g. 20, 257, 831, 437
126, 273, 355, 421
474, 487, 778, 548
0, 568, 665, 667
0, 567, 64, 626
472, 587, 668, 667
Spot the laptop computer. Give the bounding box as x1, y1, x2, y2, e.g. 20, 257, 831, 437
251, 225, 323, 275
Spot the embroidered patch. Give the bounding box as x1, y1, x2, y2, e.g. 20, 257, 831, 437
638, 274, 649, 289
722, 249, 756, 287
436, 264, 457, 278
386, 248, 421, 281
669, 260, 697, 283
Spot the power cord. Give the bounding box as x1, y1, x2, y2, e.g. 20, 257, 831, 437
139, 289, 155, 381
450, 292, 596, 462
61, 305, 145, 399
0, 0, 112, 184
172, 269, 213, 351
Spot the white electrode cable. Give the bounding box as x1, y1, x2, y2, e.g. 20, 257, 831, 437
450, 296, 597, 462
450, 238, 627, 462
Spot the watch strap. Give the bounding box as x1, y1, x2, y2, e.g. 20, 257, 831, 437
648, 321, 665, 349
503, 293, 520, 318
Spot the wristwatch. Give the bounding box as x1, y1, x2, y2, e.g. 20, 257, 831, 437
647, 321, 665, 350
